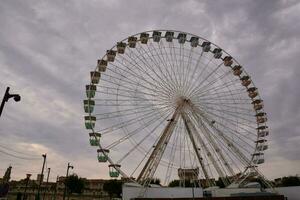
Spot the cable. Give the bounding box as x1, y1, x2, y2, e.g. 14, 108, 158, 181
0, 149, 41, 160
0, 144, 41, 158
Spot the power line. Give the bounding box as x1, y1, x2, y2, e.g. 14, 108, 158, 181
0, 144, 41, 158
0, 149, 41, 160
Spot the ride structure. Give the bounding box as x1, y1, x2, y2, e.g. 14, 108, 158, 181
83, 30, 271, 191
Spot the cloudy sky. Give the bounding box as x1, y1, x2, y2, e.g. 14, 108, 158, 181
0, 0, 299, 182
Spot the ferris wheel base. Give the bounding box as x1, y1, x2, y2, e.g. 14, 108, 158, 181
122, 183, 284, 200
122, 183, 203, 200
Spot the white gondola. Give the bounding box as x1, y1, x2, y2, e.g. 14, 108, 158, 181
128, 36, 137, 48
83, 99, 95, 113
252, 99, 264, 111
232, 65, 243, 76
117, 42, 126, 54
213, 48, 222, 59
109, 164, 121, 178
240, 76, 251, 87
255, 139, 267, 144
256, 144, 268, 151
152, 31, 162, 42
256, 112, 267, 123
165, 31, 174, 42
90, 71, 101, 84
140, 33, 149, 44
97, 59, 107, 72
89, 132, 101, 146
190, 36, 199, 47
97, 149, 109, 162
258, 130, 269, 137
247, 87, 258, 99
223, 56, 233, 66
201, 41, 211, 52
85, 116, 96, 129
86, 85, 97, 98
107, 50, 117, 62
177, 33, 187, 44
253, 158, 265, 164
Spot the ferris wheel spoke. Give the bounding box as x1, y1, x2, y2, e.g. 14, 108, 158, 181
96, 106, 168, 135
183, 112, 230, 185
171, 42, 184, 88
200, 104, 258, 129
195, 111, 253, 166
102, 67, 171, 99
125, 45, 176, 94
199, 103, 256, 118
188, 62, 229, 98
181, 46, 192, 93
145, 42, 180, 91
105, 108, 174, 150
198, 107, 258, 142
189, 51, 204, 87
95, 83, 167, 102
115, 53, 172, 97
197, 118, 244, 175
197, 91, 252, 105
167, 42, 182, 89
195, 77, 242, 98
158, 41, 181, 91
116, 108, 173, 164
184, 54, 214, 96
164, 124, 181, 185
189, 112, 235, 178
197, 88, 246, 100
95, 103, 170, 120
198, 101, 253, 113
190, 104, 257, 148
137, 106, 182, 184
190, 68, 234, 99
181, 112, 215, 186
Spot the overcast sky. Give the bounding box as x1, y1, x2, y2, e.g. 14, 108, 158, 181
0, 0, 299, 182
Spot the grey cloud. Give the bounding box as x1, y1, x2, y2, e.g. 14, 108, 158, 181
0, 0, 299, 180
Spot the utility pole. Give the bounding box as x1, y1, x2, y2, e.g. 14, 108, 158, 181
23, 174, 32, 200
0, 87, 21, 117
53, 176, 59, 200
63, 163, 73, 200
42, 168, 50, 200
36, 154, 46, 200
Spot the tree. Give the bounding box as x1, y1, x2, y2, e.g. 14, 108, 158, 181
65, 174, 85, 195
103, 179, 122, 199
168, 179, 200, 187
281, 176, 300, 187
149, 178, 161, 185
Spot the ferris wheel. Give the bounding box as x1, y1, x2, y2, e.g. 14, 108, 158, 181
83, 30, 270, 188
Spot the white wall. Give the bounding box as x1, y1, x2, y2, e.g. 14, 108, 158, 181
270, 186, 300, 200
123, 186, 203, 200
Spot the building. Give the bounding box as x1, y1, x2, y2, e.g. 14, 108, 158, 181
7, 177, 110, 200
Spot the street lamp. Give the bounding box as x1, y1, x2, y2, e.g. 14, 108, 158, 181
63, 163, 73, 200
0, 87, 21, 117
23, 173, 32, 200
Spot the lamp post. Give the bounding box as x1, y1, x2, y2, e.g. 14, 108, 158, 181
63, 163, 73, 200
36, 154, 46, 200
0, 87, 21, 117
42, 168, 50, 200
23, 173, 31, 200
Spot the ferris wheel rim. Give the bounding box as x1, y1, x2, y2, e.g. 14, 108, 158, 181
85, 29, 269, 186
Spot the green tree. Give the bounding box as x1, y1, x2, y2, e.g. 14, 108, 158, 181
168, 179, 200, 187
103, 179, 122, 199
149, 178, 161, 185
281, 176, 300, 187
65, 174, 85, 195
